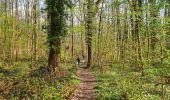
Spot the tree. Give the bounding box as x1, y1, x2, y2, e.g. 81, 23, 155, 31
149, 0, 159, 50
46, 0, 72, 72
86, 0, 103, 68
15, 0, 19, 61
165, 0, 170, 50
32, 0, 39, 64
137, 0, 143, 75
46, 0, 65, 71
115, 0, 121, 61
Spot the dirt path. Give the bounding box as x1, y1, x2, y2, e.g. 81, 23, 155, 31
73, 67, 97, 100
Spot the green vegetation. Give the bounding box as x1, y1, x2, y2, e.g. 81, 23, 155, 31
0, 62, 79, 99
94, 64, 170, 100
0, 0, 170, 99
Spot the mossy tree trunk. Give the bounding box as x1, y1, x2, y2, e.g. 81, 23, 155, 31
46, 0, 66, 72
86, 0, 103, 68
165, 1, 170, 50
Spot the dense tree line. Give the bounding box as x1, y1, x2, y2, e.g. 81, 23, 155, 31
0, 0, 43, 66
0, 0, 170, 99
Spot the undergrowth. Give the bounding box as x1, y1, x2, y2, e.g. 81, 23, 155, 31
93, 63, 170, 100
0, 61, 79, 100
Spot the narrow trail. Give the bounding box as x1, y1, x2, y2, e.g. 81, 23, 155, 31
73, 66, 97, 100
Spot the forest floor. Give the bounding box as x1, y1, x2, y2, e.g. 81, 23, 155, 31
1, 60, 170, 99
73, 66, 97, 100
0, 61, 79, 99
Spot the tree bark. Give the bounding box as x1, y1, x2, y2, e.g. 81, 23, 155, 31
47, 0, 65, 72
86, 0, 94, 68
71, 12, 74, 57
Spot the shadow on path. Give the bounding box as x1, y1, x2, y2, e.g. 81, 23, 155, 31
73, 66, 97, 100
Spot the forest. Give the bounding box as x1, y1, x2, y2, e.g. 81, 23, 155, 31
0, 0, 170, 100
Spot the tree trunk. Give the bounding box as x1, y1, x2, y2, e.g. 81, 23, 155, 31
15, 0, 19, 61
86, 0, 94, 68
71, 12, 74, 57
98, 0, 104, 70
149, 0, 158, 50
137, 0, 144, 76
33, 0, 38, 64
47, 0, 65, 72
165, 1, 170, 50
